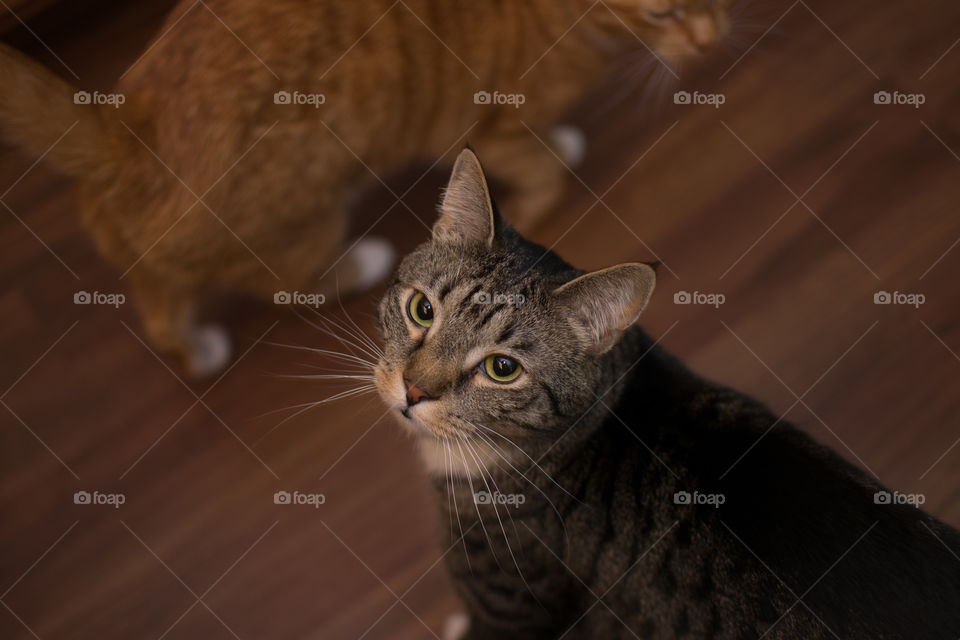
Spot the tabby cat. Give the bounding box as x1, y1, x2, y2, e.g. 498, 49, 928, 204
374, 149, 960, 639
0, 0, 731, 376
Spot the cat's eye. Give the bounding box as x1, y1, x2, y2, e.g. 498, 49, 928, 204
483, 355, 522, 384
407, 291, 434, 328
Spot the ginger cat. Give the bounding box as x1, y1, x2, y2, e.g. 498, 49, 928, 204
0, 0, 731, 376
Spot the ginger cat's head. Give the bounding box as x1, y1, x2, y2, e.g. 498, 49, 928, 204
603, 0, 734, 63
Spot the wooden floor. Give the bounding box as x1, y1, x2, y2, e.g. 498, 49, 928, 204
2, 1, 960, 638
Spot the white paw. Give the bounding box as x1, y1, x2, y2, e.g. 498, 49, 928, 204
442, 612, 470, 640
187, 324, 232, 377
551, 125, 586, 167
348, 237, 395, 292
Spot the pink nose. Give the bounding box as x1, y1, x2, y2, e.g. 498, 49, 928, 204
404, 379, 430, 406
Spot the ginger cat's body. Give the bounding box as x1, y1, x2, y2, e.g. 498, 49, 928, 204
0, 0, 729, 374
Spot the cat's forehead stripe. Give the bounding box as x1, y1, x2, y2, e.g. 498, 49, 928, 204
437, 279, 456, 302
477, 303, 509, 328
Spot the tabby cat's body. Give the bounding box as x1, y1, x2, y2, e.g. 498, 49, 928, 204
374, 150, 960, 639
439, 329, 960, 638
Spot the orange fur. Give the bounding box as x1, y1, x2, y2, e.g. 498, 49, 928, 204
0, 0, 729, 374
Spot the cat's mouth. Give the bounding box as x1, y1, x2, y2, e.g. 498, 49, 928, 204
373, 361, 450, 439
373, 362, 515, 478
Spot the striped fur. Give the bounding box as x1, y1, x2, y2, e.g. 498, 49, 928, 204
375, 152, 960, 639
0, 0, 731, 373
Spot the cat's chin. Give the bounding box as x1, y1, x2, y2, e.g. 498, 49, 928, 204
415, 433, 507, 479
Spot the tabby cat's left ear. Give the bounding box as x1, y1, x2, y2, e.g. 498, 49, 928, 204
433, 148, 496, 247
554, 263, 657, 354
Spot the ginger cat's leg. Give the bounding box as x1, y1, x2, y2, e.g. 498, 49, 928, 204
129, 271, 232, 378
480, 124, 586, 233
126, 195, 394, 377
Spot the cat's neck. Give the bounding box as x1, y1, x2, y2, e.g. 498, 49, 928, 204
531, 327, 694, 475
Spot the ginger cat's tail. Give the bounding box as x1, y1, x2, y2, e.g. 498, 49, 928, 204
0, 43, 134, 178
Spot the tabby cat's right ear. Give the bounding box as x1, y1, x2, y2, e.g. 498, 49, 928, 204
433, 148, 496, 247
554, 263, 657, 354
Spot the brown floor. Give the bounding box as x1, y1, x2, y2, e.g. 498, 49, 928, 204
2, 1, 960, 639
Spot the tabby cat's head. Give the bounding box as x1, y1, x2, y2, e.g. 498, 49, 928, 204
604, 0, 734, 62
375, 150, 655, 477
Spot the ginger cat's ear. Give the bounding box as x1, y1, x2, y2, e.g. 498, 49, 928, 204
433, 148, 496, 247
554, 263, 657, 354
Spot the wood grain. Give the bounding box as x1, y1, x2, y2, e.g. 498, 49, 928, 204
1, 1, 959, 638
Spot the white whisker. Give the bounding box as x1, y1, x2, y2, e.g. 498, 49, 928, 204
443, 438, 472, 572
454, 436, 505, 572
334, 297, 386, 358
296, 309, 384, 364
265, 341, 377, 370
467, 422, 574, 539
252, 385, 377, 445
458, 433, 542, 602
270, 373, 376, 382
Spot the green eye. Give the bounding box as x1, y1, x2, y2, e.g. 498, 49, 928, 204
407, 291, 434, 328
483, 355, 522, 383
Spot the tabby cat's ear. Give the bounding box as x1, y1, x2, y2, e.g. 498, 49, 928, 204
553, 264, 657, 354
433, 148, 496, 247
